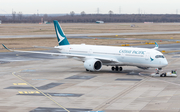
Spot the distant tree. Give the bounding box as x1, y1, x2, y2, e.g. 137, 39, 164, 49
3, 13, 180, 23
70, 11, 75, 17
108, 10, 113, 17
43, 14, 48, 20
32, 14, 37, 17
43, 14, 48, 18
18, 12, 23, 20
81, 11, 86, 16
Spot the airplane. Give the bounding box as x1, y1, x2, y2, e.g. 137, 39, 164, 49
2, 20, 168, 72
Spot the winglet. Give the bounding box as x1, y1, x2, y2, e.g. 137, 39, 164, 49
153, 42, 159, 50
2, 44, 10, 50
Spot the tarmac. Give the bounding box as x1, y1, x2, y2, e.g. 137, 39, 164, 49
1, 50, 180, 112
1, 31, 180, 112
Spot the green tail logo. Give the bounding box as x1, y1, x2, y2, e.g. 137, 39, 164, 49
53, 20, 70, 46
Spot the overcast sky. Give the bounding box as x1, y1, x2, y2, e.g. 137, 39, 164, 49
0, 0, 180, 14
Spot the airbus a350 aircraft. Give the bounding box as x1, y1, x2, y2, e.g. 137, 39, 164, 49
2, 20, 168, 72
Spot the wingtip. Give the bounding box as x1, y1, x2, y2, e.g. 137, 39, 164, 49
2, 44, 9, 50
155, 42, 159, 47
152, 42, 159, 50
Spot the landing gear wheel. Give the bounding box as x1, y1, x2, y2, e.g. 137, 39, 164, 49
160, 73, 166, 77
119, 67, 123, 71
86, 69, 89, 71
116, 66, 119, 71
164, 74, 166, 77
111, 67, 115, 71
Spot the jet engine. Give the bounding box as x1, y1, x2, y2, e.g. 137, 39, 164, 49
84, 59, 102, 71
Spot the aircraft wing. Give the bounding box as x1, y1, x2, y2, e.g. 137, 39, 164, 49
33, 46, 62, 50
2, 44, 119, 63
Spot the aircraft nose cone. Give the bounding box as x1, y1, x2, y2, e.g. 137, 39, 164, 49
162, 60, 168, 66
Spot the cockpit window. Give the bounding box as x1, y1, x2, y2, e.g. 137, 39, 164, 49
155, 55, 164, 58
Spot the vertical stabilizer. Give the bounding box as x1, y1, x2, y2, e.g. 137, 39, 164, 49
53, 20, 70, 46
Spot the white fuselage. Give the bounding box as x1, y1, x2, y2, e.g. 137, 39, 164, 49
55, 44, 168, 68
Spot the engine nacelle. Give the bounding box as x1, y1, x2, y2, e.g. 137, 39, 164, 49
84, 59, 102, 71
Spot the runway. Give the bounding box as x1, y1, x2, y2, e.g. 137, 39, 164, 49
1, 31, 180, 38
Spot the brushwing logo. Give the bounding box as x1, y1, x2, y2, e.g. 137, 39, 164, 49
150, 57, 154, 61
56, 26, 65, 43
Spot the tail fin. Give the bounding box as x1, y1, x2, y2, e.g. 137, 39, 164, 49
53, 20, 70, 46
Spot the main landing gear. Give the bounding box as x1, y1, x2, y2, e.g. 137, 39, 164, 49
111, 66, 123, 71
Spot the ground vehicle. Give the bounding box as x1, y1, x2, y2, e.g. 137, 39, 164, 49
151, 70, 177, 77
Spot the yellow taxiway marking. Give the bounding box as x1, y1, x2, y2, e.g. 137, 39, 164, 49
18, 91, 24, 94
13, 83, 27, 85
12, 71, 70, 112
18, 91, 40, 94
47, 93, 52, 97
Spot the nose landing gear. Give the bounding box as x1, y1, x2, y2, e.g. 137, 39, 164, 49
156, 68, 162, 74
111, 66, 123, 71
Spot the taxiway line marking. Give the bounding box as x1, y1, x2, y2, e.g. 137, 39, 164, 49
93, 77, 149, 111
139, 73, 180, 87
18, 91, 40, 94
13, 83, 27, 85
47, 93, 52, 97
12, 71, 70, 112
